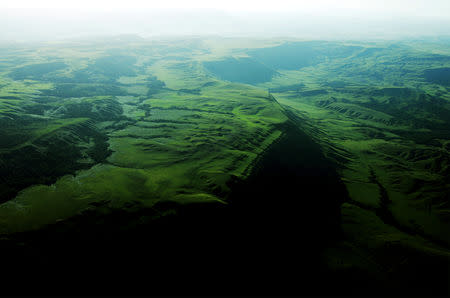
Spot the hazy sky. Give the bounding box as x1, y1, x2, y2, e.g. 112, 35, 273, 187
2, 0, 450, 16
1, 0, 450, 41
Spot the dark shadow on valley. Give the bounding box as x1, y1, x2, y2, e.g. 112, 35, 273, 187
1, 114, 445, 296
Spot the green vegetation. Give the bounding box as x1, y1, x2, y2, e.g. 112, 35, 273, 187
9, 62, 68, 80
0, 36, 448, 295
203, 57, 276, 84
248, 41, 362, 70
252, 39, 450, 294
0, 41, 287, 233
424, 67, 450, 86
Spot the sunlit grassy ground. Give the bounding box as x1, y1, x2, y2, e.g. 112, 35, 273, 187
0, 41, 287, 233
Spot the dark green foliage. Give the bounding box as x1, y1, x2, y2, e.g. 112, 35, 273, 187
0, 96, 22, 100
0, 118, 32, 149
60, 101, 123, 121
269, 83, 305, 92
248, 42, 362, 70
178, 88, 201, 95
369, 87, 417, 97
361, 88, 450, 129
201, 81, 219, 88
89, 55, 137, 78
87, 132, 112, 164
424, 67, 450, 86
9, 62, 68, 80
23, 103, 53, 115
299, 89, 328, 96
204, 57, 276, 84
0, 95, 123, 202
41, 83, 127, 97
403, 54, 450, 63
146, 78, 166, 96
54, 56, 138, 83
0, 124, 111, 203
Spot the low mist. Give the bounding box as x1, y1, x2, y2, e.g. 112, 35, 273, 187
1, 0, 450, 41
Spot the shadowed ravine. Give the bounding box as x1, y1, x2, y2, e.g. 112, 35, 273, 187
1, 98, 448, 296
0, 112, 350, 295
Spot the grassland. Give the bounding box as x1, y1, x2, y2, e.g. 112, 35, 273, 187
0, 39, 287, 234
247, 40, 450, 293
0, 36, 448, 295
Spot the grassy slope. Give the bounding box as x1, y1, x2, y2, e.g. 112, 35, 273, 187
0, 40, 287, 234
251, 40, 450, 290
